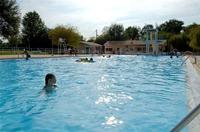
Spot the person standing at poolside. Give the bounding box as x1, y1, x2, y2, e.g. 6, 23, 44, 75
23, 49, 31, 60
43, 73, 57, 92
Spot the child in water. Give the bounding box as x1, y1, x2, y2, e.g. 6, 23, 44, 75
43, 73, 57, 91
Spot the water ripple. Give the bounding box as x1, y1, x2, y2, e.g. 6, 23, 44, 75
0, 56, 188, 132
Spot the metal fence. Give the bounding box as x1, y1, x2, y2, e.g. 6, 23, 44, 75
0, 47, 71, 55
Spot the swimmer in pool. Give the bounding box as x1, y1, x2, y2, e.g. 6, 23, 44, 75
43, 73, 57, 91
89, 58, 93, 62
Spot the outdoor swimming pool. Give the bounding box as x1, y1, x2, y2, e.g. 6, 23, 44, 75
0, 56, 188, 132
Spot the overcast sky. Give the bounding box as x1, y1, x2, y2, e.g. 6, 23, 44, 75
17, 0, 200, 39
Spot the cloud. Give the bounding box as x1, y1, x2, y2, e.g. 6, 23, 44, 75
17, 0, 200, 38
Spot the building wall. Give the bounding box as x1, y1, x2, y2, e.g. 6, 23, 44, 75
77, 45, 102, 54
104, 42, 165, 55
105, 45, 154, 54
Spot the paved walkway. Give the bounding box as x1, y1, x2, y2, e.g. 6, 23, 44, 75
196, 56, 200, 69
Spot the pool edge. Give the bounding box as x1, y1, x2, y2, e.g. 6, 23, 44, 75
185, 57, 200, 132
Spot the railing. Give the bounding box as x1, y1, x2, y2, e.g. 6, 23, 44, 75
0, 47, 103, 55
181, 51, 197, 65
171, 103, 200, 132
172, 51, 200, 131
0, 47, 72, 55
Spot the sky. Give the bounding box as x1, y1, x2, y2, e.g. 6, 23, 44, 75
17, 0, 200, 39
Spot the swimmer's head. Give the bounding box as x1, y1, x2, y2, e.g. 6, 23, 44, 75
45, 73, 56, 86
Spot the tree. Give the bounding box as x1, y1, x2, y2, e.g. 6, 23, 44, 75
95, 33, 110, 45
0, 0, 20, 38
8, 34, 22, 47
80, 35, 85, 41
189, 26, 200, 50
184, 23, 199, 34
168, 33, 190, 51
48, 25, 81, 48
108, 24, 126, 41
94, 26, 111, 44
87, 37, 95, 42
140, 24, 154, 39
94, 24, 126, 43
125, 26, 139, 40
22, 11, 51, 48
158, 19, 184, 34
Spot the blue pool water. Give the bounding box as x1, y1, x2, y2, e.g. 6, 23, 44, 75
0, 56, 188, 132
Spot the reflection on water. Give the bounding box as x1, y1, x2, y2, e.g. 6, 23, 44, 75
103, 116, 123, 126
95, 93, 133, 105
95, 95, 114, 104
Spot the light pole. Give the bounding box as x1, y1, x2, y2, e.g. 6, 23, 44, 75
51, 39, 53, 56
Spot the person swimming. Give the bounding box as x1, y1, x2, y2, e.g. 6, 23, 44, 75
89, 58, 93, 62
43, 73, 57, 92
107, 55, 111, 58
89, 58, 95, 62
76, 58, 95, 63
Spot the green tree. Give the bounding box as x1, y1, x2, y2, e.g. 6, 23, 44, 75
0, 39, 3, 46
158, 19, 184, 52
184, 23, 199, 34
95, 33, 110, 45
0, 0, 20, 38
140, 24, 154, 39
168, 33, 190, 51
158, 19, 184, 34
22, 11, 51, 48
125, 26, 139, 40
8, 34, 22, 47
189, 26, 200, 50
158, 31, 172, 40
48, 25, 81, 48
87, 37, 95, 42
108, 24, 126, 41
95, 26, 111, 44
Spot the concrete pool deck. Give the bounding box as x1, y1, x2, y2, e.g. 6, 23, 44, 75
0, 54, 70, 60
185, 56, 200, 132
0, 54, 97, 60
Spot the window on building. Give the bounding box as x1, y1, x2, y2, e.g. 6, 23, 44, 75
106, 48, 112, 51
137, 47, 141, 51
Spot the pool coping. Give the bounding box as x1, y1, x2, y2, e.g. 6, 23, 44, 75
185, 56, 200, 132
0, 54, 100, 60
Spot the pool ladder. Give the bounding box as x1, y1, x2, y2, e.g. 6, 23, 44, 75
181, 51, 197, 66
171, 103, 200, 132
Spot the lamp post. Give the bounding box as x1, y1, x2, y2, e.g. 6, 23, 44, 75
51, 38, 53, 56
58, 38, 65, 54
